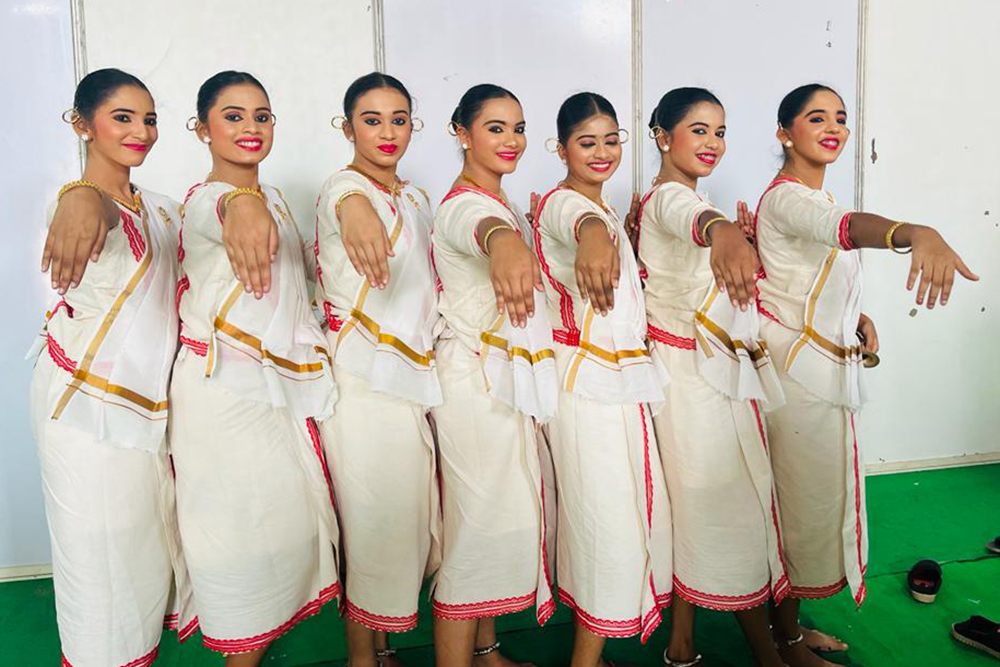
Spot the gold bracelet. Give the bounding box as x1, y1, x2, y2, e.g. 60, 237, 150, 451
885, 221, 912, 254
334, 190, 367, 220
57, 180, 103, 203
224, 186, 265, 210
480, 223, 513, 255
700, 216, 729, 245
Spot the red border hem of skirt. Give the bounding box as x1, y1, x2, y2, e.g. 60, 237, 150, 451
201, 581, 340, 654
61, 643, 159, 667
344, 598, 419, 632
432, 591, 536, 620
558, 587, 665, 642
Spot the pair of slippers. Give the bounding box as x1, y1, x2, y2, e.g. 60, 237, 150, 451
908, 536, 1000, 604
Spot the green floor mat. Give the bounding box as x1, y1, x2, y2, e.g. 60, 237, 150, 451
1, 464, 998, 666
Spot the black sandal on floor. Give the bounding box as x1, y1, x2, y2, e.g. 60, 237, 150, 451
952, 615, 1000, 660
986, 536, 1000, 555
375, 648, 398, 667
908, 559, 942, 603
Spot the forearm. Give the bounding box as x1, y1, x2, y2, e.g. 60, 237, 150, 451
696, 209, 729, 245
847, 212, 921, 250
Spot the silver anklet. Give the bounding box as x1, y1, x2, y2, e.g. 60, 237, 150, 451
473, 641, 501, 657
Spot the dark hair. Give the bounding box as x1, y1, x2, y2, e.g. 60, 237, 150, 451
450, 84, 520, 130
648, 87, 723, 134
777, 83, 844, 129
73, 68, 150, 122
556, 92, 618, 145
196, 71, 268, 123
343, 72, 412, 119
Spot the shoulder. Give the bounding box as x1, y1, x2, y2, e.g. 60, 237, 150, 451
322, 168, 372, 194
137, 187, 182, 227
182, 181, 230, 208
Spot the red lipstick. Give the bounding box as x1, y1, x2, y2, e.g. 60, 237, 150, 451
377, 143, 399, 155
123, 143, 148, 152
496, 151, 518, 161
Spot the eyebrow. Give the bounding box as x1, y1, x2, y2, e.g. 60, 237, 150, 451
109, 108, 135, 114
575, 132, 620, 140
359, 109, 410, 116
688, 121, 709, 128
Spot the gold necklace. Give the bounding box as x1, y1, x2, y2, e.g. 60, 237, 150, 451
347, 163, 401, 197
107, 184, 142, 213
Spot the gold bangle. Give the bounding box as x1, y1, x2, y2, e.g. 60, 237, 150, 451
700, 216, 729, 245
885, 221, 912, 254
334, 190, 367, 220
480, 223, 513, 255
224, 186, 265, 210
57, 179, 103, 203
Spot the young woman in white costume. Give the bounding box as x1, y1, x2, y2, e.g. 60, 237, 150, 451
756, 83, 978, 667
316, 71, 440, 667
32, 68, 195, 667
637, 87, 789, 667
431, 83, 558, 667
170, 71, 340, 667
532, 92, 670, 667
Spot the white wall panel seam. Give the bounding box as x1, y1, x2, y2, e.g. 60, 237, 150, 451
854, 0, 868, 210
372, 0, 385, 72
71, 0, 87, 171
631, 0, 643, 193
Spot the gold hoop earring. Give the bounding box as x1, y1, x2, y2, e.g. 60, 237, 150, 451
331, 115, 347, 130
61, 108, 79, 124
447, 121, 459, 137
617, 128, 630, 145
411, 117, 424, 132
270, 113, 277, 126
544, 138, 559, 154
185, 116, 199, 132
649, 126, 664, 140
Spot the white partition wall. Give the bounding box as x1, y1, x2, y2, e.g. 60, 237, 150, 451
382, 0, 635, 213
0, 0, 375, 572
0, 0, 77, 574
2, 0, 997, 574
641, 0, 859, 216
80, 0, 375, 228
856, 0, 1000, 467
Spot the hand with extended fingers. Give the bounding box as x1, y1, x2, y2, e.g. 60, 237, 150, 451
905, 226, 978, 308
222, 193, 279, 299
526, 191, 541, 226
576, 217, 620, 316
707, 205, 760, 311
487, 226, 543, 328
41, 188, 115, 294
339, 194, 394, 289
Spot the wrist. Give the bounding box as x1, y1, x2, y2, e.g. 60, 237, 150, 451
707, 219, 738, 245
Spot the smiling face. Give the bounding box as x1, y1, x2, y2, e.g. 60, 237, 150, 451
457, 96, 526, 176
345, 86, 412, 171
77, 85, 158, 168
659, 101, 726, 181
197, 82, 274, 166
559, 113, 621, 186
779, 89, 849, 166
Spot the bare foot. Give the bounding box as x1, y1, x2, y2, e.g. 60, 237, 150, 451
799, 626, 848, 652
778, 640, 838, 667
474, 648, 536, 667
